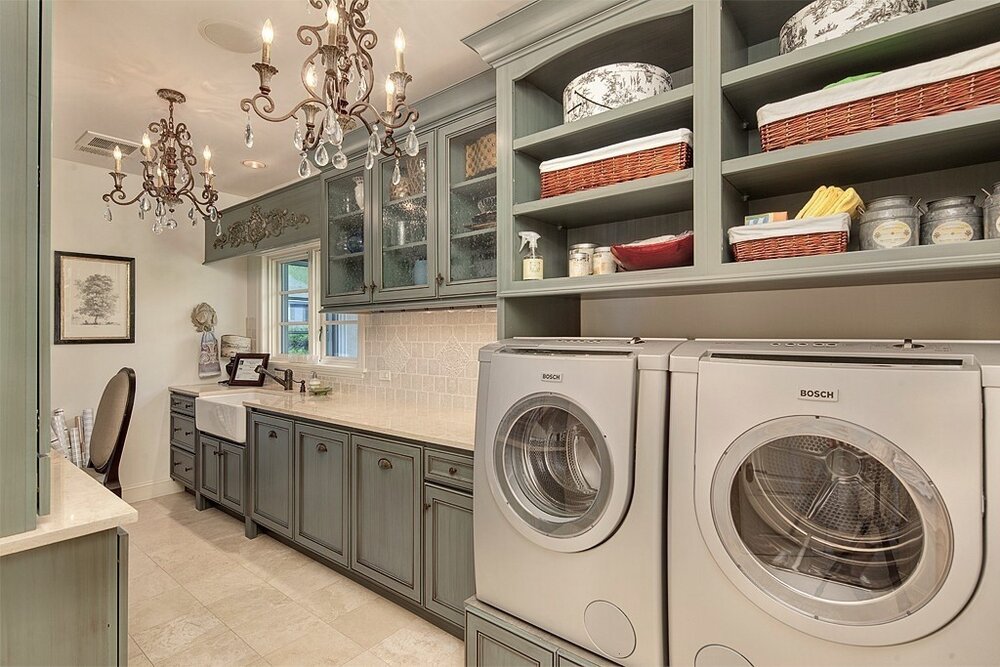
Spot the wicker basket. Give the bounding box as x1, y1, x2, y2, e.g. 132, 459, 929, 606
540, 142, 692, 198
760, 67, 1000, 152
731, 230, 848, 262
465, 132, 497, 179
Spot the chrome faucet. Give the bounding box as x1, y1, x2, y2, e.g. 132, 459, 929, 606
255, 365, 298, 391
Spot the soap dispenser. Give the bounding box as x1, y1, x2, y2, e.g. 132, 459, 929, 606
518, 231, 543, 280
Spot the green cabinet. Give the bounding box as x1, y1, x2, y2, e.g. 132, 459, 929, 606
198, 435, 221, 502
423, 483, 475, 626
351, 434, 422, 602
250, 413, 294, 537
219, 441, 246, 515
322, 157, 371, 306
294, 423, 350, 565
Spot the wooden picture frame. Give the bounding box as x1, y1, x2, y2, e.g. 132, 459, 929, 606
54, 251, 136, 344
228, 353, 270, 387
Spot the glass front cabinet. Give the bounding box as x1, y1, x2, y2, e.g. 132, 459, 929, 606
321, 107, 496, 309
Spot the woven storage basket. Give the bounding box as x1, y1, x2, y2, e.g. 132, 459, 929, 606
731, 231, 848, 262
465, 132, 497, 179
760, 67, 1000, 152
540, 142, 692, 198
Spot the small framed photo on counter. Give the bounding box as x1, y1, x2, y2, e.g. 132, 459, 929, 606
228, 353, 269, 387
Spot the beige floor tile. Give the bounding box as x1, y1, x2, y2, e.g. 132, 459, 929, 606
342, 650, 390, 667
183, 509, 248, 544
329, 598, 424, 650
300, 576, 379, 624
129, 586, 202, 634
215, 533, 314, 581
127, 635, 144, 659
157, 626, 261, 667
128, 652, 153, 667
149, 491, 201, 515
267, 558, 345, 601
155, 541, 233, 581
227, 599, 331, 656
370, 625, 463, 667
179, 563, 267, 606
128, 547, 158, 580
130, 566, 182, 604
132, 606, 224, 663
208, 582, 291, 626
263, 625, 365, 666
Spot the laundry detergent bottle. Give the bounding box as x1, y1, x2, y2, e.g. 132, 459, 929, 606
518, 231, 543, 280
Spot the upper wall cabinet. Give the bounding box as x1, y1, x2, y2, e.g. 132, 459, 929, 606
322, 155, 371, 306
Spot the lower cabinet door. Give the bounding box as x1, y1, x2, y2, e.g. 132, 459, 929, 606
294, 423, 350, 565
466, 611, 556, 667
198, 435, 221, 502
219, 441, 245, 515
423, 484, 475, 626
250, 414, 294, 537
351, 434, 422, 602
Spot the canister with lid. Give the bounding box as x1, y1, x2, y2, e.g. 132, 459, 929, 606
984, 181, 1000, 240
920, 196, 983, 245
592, 247, 617, 275
568, 243, 597, 277
859, 195, 920, 250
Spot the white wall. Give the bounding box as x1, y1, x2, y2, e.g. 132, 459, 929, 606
49, 158, 248, 501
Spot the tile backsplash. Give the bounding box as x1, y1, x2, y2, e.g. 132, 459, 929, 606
285, 308, 497, 411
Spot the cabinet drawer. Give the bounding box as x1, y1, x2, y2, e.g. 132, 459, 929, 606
424, 449, 473, 491
170, 446, 195, 488
169, 393, 195, 417
170, 414, 196, 452
466, 610, 555, 667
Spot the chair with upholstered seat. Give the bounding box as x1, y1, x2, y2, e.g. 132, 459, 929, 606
85, 367, 136, 497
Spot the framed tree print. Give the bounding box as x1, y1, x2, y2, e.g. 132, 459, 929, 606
55, 251, 135, 344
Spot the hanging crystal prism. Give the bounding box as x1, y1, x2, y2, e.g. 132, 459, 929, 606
209, 206, 219, 223
324, 106, 337, 137
332, 148, 348, 170
298, 152, 312, 178
165, 218, 178, 230
153, 220, 163, 235
330, 120, 344, 146
315, 142, 330, 167
293, 117, 304, 151
188, 207, 196, 224
364, 150, 375, 170
356, 76, 367, 101
155, 200, 165, 217
215, 220, 222, 237
140, 196, 151, 212
178, 168, 188, 186
138, 206, 145, 221
404, 124, 419, 157
103, 205, 112, 222
391, 159, 401, 186
244, 111, 254, 148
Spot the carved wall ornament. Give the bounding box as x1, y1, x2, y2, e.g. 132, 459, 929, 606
213, 204, 310, 250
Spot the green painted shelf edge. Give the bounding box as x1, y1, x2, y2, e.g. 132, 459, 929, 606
512, 169, 694, 225
328, 210, 364, 223
382, 239, 429, 252
329, 251, 364, 261
451, 227, 497, 240
512, 85, 695, 161
450, 172, 497, 196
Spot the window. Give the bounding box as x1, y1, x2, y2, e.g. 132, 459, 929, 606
263, 244, 362, 372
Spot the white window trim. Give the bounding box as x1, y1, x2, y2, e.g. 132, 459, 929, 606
259, 242, 365, 379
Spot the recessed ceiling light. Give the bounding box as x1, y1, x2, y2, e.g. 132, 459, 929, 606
198, 20, 259, 54
242, 159, 267, 169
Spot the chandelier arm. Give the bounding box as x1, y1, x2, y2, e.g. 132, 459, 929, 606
103, 188, 145, 207
242, 94, 325, 125
299, 44, 324, 98
307, 0, 324, 12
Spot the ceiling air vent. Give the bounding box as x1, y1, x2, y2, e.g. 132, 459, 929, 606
74, 131, 141, 159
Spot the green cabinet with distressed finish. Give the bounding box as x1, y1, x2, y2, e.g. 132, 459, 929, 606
351, 434, 422, 602
423, 483, 474, 626
198, 434, 221, 502
322, 156, 371, 307
219, 440, 246, 515
294, 423, 350, 565
250, 413, 294, 538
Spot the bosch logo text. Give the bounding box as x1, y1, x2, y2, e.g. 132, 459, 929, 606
799, 389, 839, 401
541, 373, 563, 382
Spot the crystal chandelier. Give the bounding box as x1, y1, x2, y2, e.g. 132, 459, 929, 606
240, 0, 420, 181
103, 89, 221, 235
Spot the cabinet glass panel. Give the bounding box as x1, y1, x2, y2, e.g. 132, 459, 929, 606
448, 122, 496, 283
326, 168, 367, 296
380, 147, 430, 290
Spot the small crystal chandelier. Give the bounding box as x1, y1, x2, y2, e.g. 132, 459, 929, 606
240, 0, 420, 179
103, 89, 221, 235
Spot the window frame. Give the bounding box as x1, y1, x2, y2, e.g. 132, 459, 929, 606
261, 242, 364, 377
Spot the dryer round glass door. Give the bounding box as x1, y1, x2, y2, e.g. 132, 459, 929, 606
711, 416, 953, 626
493, 394, 612, 539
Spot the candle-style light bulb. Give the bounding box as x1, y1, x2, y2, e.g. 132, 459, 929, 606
394, 28, 405, 72
385, 76, 395, 113
261, 19, 274, 64
112, 145, 123, 173
326, 4, 338, 43
202, 146, 212, 172
141, 132, 152, 160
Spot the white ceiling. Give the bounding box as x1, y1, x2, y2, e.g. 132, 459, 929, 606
53, 0, 521, 198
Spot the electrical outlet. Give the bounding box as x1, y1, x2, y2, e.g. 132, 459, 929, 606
378, 370, 392, 382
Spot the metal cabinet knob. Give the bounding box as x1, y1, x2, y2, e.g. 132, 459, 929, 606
370, 281, 378, 292
361, 283, 368, 293
268, 430, 278, 439
377, 457, 392, 470
316, 443, 328, 453
424, 502, 432, 511
448, 466, 458, 475
184, 431, 193, 437
184, 466, 193, 472
435, 273, 444, 286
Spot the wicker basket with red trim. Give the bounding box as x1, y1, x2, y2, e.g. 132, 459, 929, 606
760, 67, 1000, 152
731, 231, 848, 262
540, 142, 692, 198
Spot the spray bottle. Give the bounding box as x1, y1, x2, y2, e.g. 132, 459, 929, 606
518, 231, 543, 280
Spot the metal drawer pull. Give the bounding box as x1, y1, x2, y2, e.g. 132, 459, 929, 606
183, 466, 192, 472
268, 430, 278, 439
316, 443, 327, 453
184, 431, 193, 437
424, 502, 432, 510
448, 466, 458, 475
377, 457, 392, 470
173, 427, 181, 432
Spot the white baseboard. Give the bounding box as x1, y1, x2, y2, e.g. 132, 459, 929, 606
122, 478, 185, 503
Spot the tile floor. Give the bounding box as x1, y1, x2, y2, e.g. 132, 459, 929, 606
127, 492, 464, 666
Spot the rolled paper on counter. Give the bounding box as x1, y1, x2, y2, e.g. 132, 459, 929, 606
69, 426, 83, 468
82, 408, 94, 456
51, 409, 71, 460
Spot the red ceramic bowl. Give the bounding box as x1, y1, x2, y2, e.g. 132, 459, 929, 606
611, 232, 694, 271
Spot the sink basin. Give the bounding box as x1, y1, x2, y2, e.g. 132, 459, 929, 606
195, 391, 271, 444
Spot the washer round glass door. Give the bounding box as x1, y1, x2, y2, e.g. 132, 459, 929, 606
712, 416, 953, 626
493, 393, 612, 540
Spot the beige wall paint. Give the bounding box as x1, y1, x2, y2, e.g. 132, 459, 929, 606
581, 279, 1000, 340
49, 158, 248, 501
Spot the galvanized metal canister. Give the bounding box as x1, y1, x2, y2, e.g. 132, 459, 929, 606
920, 196, 983, 245
984, 181, 1000, 240
859, 195, 920, 250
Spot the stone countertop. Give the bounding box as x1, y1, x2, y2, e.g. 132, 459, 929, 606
170, 383, 477, 452
0, 455, 138, 557
168, 382, 285, 397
